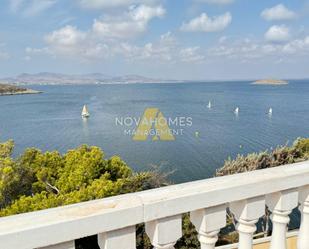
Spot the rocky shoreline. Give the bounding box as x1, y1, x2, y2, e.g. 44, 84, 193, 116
0, 89, 42, 96
0, 83, 42, 96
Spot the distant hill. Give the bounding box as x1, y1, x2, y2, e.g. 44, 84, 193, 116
1, 73, 181, 85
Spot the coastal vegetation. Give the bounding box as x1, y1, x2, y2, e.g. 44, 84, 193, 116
0, 142, 168, 215
0, 83, 41, 95
216, 138, 309, 176
0, 138, 308, 248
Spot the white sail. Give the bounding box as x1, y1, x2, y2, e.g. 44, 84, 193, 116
81, 105, 90, 118
207, 101, 212, 109
234, 107, 239, 114
269, 108, 273, 115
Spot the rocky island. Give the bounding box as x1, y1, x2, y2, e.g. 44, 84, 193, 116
0, 83, 42, 96
252, 79, 288, 85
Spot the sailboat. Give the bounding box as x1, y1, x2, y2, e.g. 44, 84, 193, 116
207, 101, 212, 109
268, 108, 273, 115
81, 105, 90, 118
234, 107, 239, 114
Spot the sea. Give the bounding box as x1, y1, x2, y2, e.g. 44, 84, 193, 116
0, 80, 308, 183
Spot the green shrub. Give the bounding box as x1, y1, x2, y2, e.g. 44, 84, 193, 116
0, 140, 170, 249
295, 138, 309, 158
216, 139, 308, 176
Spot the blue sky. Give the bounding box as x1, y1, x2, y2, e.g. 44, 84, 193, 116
0, 0, 309, 80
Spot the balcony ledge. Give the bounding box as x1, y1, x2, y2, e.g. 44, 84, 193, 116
0, 161, 308, 249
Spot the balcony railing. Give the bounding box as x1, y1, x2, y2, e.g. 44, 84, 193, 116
0, 160, 309, 249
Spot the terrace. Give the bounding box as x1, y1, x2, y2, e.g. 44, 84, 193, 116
1, 160, 309, 249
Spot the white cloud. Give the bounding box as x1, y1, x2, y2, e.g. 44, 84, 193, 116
159, 32, 177, 46
37, 24, 206, 64
130, 4, 165, 21
78, 0, 155, 9
179, 47, 205, 63
180, 12, 232, 32
43, 25, 87, 57
123, 32, 207, 63
45, 25, 86, 47
265, 25, 291, 42
114, 33, 208, 63
207, 35, 309, 63
137, 43, 172, 60
31, 23, 309, 65
41, 25, 111, 59
9, 0, 56, 16
261, 4, 297, 21
115, 32, 176, 61
281, 36, 309, 54
30, 5, 167, 61
38, 22, 175, 62
195, 0, 234, 5
93, 5, 165, 39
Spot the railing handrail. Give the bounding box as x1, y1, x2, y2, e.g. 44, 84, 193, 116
139, 160, 309, 220
0, 160, 308, 249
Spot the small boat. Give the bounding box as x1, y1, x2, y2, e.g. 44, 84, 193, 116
81, 105, 90, 118
268, 108, 273, 115
207, 101, 212, 109
234, 107, 239, 114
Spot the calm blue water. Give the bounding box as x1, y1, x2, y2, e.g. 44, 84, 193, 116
0, 81, 308, 183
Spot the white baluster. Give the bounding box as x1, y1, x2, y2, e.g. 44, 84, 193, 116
266, 189, 298, 249
230, 196, 265, 249
190, 204, 226, 249
298, 185, 309, 249
98, 226, 136, 249
39, 241, 75, 249
146, 215, 182, 249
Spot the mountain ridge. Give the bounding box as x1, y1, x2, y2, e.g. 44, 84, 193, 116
1, 73, 182, 85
